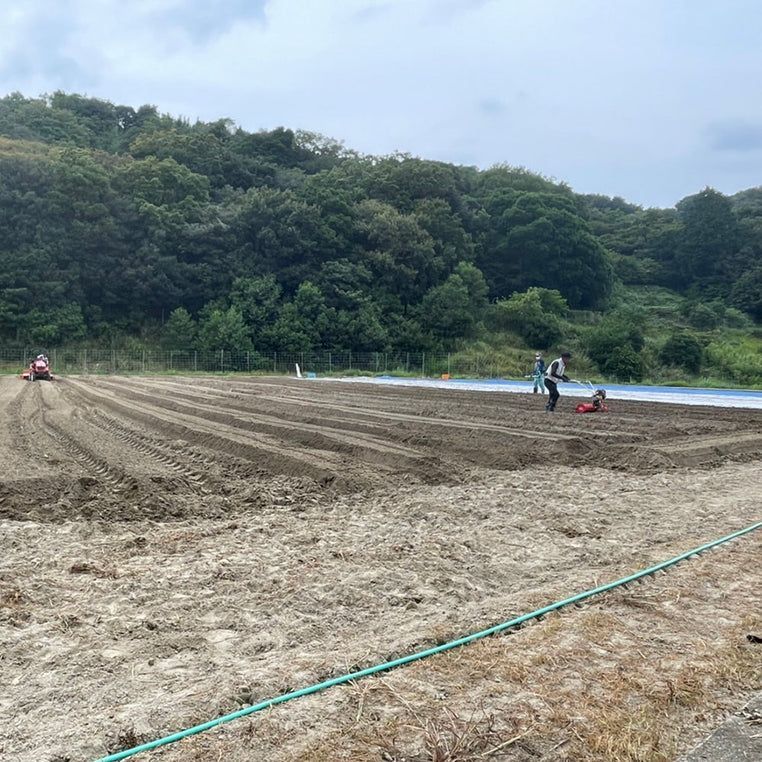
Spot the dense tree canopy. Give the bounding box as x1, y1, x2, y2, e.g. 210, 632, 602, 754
0, 92, 759, 353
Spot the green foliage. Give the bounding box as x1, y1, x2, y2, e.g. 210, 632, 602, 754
729, 266, 762, 320
418, 261, 489, 342
586, 312, 645, 372
687, 302, 722, 330
676, 188, 738, 286
197, 307, 251, 352
494, 287, 569, 349
0, 91, 758, 388
660, 331, 704, 374
603, 345, 644, 381
478, 191, 613, 309
229, 275, 282, 340
704, 335, 762, 386
723, 307, 752, 330
161, 307, 197, 349
22, 303, 87, 345
263, 282, 331, 351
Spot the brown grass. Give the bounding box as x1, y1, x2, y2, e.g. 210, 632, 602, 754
287, 540, 761, 762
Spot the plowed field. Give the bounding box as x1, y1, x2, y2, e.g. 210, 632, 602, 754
1, 375, 760, 761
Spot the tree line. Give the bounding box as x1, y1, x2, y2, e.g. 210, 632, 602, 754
0, 92, 759, 362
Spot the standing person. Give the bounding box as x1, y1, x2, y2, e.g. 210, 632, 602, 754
531, 353, 545, 394
544, 351, 571, 412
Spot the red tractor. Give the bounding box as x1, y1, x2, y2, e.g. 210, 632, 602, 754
22, 355, 53, 382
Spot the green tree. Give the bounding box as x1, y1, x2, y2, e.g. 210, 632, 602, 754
586, 313, 645, 371
22, 303, 87, 345
161, 307, 197, 349
263, 282, 332, 350
729, 266, 762, 320
197, 306, 251, 352
494, 288, 567, 349
356, 200, 438, 305
603, 345, 644, 381
660, 331, 703, 374
417, 262, 489, 342
478, 192, 613, 309
675, 188, 739, 288
229, 275, 283, 343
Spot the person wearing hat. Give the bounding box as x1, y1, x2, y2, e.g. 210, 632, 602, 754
531, 353, 545, 394
544, 351, 572, 412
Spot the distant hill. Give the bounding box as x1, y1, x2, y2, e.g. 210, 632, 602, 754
0, 92, 759, 384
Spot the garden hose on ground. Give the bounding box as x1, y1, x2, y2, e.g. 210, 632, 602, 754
95, 520, 761, 762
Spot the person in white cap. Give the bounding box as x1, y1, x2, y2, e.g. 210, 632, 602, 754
531, 353, 545, 394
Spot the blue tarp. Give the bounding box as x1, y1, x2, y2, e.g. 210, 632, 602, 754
334, 376, 762, 410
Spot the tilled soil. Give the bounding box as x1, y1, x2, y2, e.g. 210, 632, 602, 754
0, 375, 760, 761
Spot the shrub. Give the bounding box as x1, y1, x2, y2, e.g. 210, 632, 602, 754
730, 266, 762, 321
660, 331, 703, 374
687, 302, 721, 330
586, 317, 644, 369
494, 288, 568, 349
723, 308, 752, 330
602, 345, 644, 381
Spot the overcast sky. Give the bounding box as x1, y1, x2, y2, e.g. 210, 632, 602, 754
1, 0, 761, 207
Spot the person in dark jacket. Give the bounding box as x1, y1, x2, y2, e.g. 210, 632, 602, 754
544, 351, 571, 412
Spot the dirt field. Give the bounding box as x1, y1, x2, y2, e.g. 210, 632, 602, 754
1, 375, 760, 761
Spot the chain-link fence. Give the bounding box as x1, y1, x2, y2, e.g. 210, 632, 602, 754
0, 348, 518, 379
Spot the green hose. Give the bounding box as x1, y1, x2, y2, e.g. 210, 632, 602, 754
95, 520, 761, 762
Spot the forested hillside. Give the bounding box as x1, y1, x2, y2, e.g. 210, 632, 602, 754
0, 93, 760, 383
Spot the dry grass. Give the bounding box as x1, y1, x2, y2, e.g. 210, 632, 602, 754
277, 540, 761, 762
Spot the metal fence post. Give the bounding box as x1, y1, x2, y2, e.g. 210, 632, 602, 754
220, 349, 224, 372
421, 351, 425, 378
273, 351, 277, 373
83, 348, 87, 374
246, 350, 250, 373
406, 352, 409, 373
328, 351, 332, 374
348, 350, 352, 371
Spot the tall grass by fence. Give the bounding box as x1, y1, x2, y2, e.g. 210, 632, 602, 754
0, 348, 518, 379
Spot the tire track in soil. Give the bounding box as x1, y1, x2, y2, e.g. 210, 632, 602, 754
60, 382, 279, 486
37, 383, 134, 492
1, 382, 142, 522
650, 431, 762, 466
4, 379, 39, 460
86, 377, 456, 485
107, 377, 433, 458
59, 382, 212, 492
64, 378, 357, 488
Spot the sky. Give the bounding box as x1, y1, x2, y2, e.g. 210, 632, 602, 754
1, 0, 761, 207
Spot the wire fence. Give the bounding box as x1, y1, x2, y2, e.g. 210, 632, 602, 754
0, 348, 517, 379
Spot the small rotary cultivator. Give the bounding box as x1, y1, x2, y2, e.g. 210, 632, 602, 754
572, 380, 608, 413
